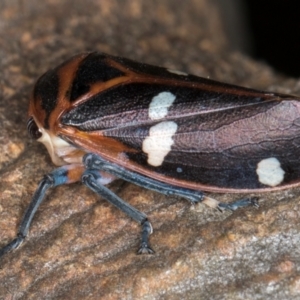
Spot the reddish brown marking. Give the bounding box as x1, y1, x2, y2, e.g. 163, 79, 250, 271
49, 54, 89, 132
107, 58, 293, 100
28, 93, 46, 127
28, 53, 89, 129
60, 126, 137, 156
72, 75, 132, 107
66, 56, 290, 115
65, 164, 86, 183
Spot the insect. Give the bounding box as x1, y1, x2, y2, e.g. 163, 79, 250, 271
1, 52, 300, 257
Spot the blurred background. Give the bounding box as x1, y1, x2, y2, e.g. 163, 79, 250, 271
225, 0, 300, 77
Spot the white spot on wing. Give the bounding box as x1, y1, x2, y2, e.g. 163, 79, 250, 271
167, 69, 188, 76
149, 92, 176, 120
256, 157, 285, 187
142, 121, 178, 167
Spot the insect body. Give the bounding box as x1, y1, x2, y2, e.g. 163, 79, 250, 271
1, 52, 300, 256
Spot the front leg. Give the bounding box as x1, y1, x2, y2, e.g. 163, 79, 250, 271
0, 165, 85, 258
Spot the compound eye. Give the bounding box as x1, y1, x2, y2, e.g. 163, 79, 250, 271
27, 117, 42, 140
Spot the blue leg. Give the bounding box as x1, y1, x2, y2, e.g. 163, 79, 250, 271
0, 167, 74, 258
